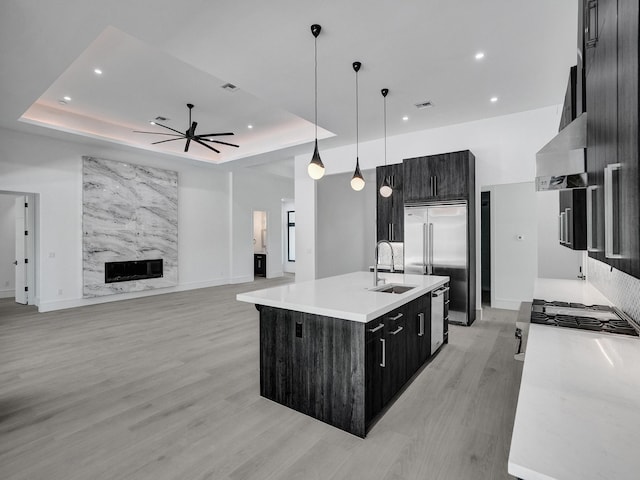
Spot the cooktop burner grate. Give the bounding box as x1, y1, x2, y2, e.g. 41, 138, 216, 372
531, 300, 639, 337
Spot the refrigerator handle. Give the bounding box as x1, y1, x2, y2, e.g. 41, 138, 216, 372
422, 223, 428, 274
428, 223, 434, 274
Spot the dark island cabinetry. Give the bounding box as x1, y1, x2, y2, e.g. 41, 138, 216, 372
259, 287, 445, 437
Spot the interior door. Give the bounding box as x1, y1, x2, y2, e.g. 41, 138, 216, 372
14, 196, 27, 304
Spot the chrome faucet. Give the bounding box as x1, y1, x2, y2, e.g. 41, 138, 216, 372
374, 240, 395, 286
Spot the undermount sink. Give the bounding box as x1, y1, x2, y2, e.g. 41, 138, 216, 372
369, 283, 416, 294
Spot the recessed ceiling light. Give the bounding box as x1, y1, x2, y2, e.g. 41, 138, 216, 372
475, 52, 485, 60
63, 96, 72, 101
247, 124, 253, 129
94, 68, 103, 75
402, 116, 409, 121
490, 96, 498, 103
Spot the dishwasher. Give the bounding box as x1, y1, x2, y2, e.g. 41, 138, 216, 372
431, 285, 449, 354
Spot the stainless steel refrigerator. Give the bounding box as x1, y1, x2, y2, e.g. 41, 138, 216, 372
404, 202, 469, 325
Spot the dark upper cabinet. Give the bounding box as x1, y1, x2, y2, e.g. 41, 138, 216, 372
376, 163, 404, 242
617, 0, 640, 277
559, 188, 587, 251
403, 150, 475, 203
584, 0, 640, 278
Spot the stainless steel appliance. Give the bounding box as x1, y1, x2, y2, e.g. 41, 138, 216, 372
431, 286, 448, 354
404, 202, 468, 325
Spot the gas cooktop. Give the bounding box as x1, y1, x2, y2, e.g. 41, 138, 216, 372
531, 299, 639, 337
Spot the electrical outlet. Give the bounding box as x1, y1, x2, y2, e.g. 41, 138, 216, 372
57, 289, 63, 296
4, 280, 9, 287
49, 252, 55, 258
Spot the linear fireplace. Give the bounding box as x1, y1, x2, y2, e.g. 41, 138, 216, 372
105, 259, 163, 283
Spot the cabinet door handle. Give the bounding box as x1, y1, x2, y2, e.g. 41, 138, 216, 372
380, 338, 386, 367
430, 176, 434, 196
390, 326, 403, 335
368, 323, 384, 333
586, 0, 598, 48
604, 163, 622, 258
391, 223, 394, 240
418, 312, 424, 336
388, 223, 392, 240
434, 176, 437, 196
387, 312, 403, 321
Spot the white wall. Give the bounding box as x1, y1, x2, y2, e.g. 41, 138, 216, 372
282, 199, 295, 274
0, 127, 232, 311
536, 190, 584, 279
487, 182, 538, 309
295, 105, 564, 311
230, 169, 294, 283
0, 194, 16, 297
316, 170, 376, 279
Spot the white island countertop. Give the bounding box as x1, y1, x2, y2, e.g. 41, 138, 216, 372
236, 271, 448, 323
509, 278, 640, 480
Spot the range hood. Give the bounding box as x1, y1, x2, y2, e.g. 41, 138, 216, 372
535, 113, 587, 191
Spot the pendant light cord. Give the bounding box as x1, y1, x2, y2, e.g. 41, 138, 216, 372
383, 94, 387, 166
314, 35, 318, 140
355, 68, 359, 159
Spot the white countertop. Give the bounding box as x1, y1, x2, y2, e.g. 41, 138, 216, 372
533, 278, 612, 306
236, 271, 448, 323
509, 278, 640, 480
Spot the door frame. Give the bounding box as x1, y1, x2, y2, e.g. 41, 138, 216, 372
0, 191, 38, 305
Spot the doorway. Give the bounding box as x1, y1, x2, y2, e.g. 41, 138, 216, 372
253, 210, 267, 279
0, 192, 37, 306
480, 191, 491, 306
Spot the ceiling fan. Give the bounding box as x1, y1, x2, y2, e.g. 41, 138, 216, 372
134, 103, 239, 154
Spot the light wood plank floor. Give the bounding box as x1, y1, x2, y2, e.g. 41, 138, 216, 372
0, 277, 522, 480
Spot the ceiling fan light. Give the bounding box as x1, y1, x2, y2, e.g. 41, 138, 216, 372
351, 159, 365, 191
308, 140, 325, 180
379, 178, 392, 197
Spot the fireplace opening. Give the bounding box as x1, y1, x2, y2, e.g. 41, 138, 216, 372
105, 259, 163, 283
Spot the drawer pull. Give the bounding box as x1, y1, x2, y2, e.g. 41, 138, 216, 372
387, 312, 403, 321
390, 326, 404, 335
368, 323, 384, 333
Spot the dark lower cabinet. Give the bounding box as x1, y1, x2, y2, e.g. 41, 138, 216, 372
254, 254, 266, 277
381, 309, 407, 405
259, 289, 446, 437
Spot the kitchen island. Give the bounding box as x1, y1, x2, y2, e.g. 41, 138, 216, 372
237, 271, 449, 437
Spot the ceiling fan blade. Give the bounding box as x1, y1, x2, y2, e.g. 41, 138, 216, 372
194, 138, 220, 154
184, 138, 191, 152
133, 131, 182, 136
154, 122, 186, 136
198, 132, 235, 138
200, 138, 240, 148
151, 137, 185, 145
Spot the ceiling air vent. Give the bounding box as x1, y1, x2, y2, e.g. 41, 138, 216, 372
415, 101, 434, 109
221, 83, 238, 92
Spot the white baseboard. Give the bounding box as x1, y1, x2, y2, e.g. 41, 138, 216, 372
230, 275, 253, 285
38, 277, 228, 313
492, 298, 523, 310
0, 288, 14, 299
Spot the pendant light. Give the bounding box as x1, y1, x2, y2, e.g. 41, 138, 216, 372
350, 61, 365, 191
307, 24, 325, 180
379, 88, 393, 198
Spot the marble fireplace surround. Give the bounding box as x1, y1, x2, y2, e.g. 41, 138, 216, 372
82, 156, 178, 297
